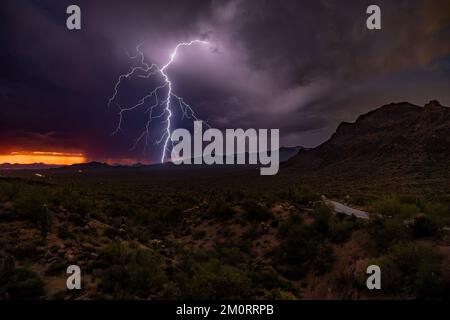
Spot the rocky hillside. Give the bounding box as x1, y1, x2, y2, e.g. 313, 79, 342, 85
285, 100, 450, 198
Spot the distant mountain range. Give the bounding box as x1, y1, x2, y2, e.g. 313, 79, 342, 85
0, 146, 304, 171
0, 163, 61, 170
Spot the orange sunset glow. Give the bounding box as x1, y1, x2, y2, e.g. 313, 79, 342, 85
0, 151, 86, 165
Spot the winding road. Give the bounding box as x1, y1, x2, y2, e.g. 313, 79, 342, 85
322, 196, 370, 220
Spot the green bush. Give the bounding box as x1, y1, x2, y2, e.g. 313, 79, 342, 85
371, 243, 448, 298
311, 203, 332, 236
99, 242, 166, 298
11, 242, 41, 261
13, 189, 45, 220
57, 223, 76, 240
329, 216, 358, 243
278, 223, 334, 278
278, 213, 303, 238
207, 200, 234, 220
104, 201, 130, 218
412, 215, 439, 238
148, 207, 183, 235
157, 207, 183, 228
268, 288, 298, 300
277, 206, 335, 277
179, 259, 252, 299
38, 206, 50, 239
286, 187, 320, 205
372, 198, 419, 218
423, 202, 450, 225
0, 259, 44, 300
45, 260, 67, 276
74, 197, 93, 218
397, 195, 424, 207
131, 207, 152, 225
250, 267, 291, 291
0, 181, 20, 201
67, 212, 86, 226
348, 194, 377, 206
217, 247, 246, 266
242, 200, 273, 222
192, 230, 206, 240
366, 217, 411, 254
13, 190, 50, 239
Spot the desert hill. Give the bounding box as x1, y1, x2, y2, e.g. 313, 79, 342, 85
284, 100, 450, 198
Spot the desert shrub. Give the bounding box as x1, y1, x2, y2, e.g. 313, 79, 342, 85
178, 258, 252, 299
207, 199, 234, 220
334, 269, 361, 292
57, 223, 76, 240
11, 242, 41, 261
329, 216, 358, 243
126, 252, 166, 296
366, 217, 411, 254
103, 226, 120, 239
99, 241, 133, 266
13, 189, 45, 220
218, 226, 233, 238
217, 247, 246, 266
59, 190, 95, 218
131, 207, 152, 225
44, 260, 67, 276
47, 187, 65, 207
250, 267, 291, 291
372, 198, 419, 218
423, 202, 450, 225
371, 243, 448, 298
99, 241, 166, 298
311, 242, 334, 275
158, 281, 182, 299
104, 200, 133, 218
156, 207, 183, 227
224, 189, 245, 202
411, 215, 440, 238
0, 181, 20, 201
0, 258, 44, 300
192, 230, 206, 240
67, 212, 86, 227
329, 213, 362, 243
38, 206, 50, 239
13, 190, 50, 239
74, 197, 93, 218
268, 288, 298, 300
242, 200, 273, 222
278, 208, 334, 277
277, 223, 334, 278
138, 206, 184, 236
349, 194, 377, 206
285, 187, 320, 205
311, 203, 332, 236
228, 237, 252, 255
278, 213, 303, 237
397, 195, 424, 207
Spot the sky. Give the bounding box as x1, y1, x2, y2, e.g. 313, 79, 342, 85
0, 0, 449, 164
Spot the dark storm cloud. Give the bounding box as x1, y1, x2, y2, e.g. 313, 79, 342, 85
0, 0, 449, 161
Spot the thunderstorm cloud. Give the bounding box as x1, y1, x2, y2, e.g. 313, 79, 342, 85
0, 0, 449, 162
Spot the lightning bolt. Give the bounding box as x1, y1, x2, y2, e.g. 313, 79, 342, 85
108, 40, 209, 163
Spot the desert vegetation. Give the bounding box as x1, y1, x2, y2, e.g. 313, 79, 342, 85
0, 172, 449, 300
